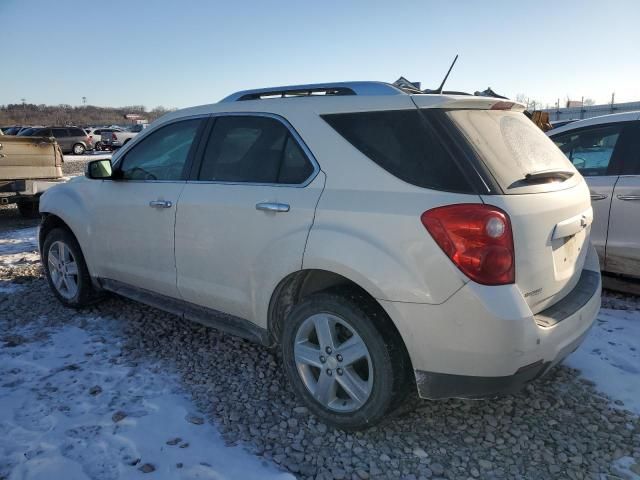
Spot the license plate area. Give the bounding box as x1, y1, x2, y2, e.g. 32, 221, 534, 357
551, 229, 587, 280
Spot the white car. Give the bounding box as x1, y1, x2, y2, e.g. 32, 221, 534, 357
85, 127, 124, 151
549, 111, 640, 278
39, 82, 601, 429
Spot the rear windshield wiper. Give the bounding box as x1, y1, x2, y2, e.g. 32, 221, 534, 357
508, 170, 574, 189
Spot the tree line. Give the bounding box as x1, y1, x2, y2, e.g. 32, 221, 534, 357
0, 103, 174, 127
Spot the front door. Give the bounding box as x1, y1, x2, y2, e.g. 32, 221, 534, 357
91, 117, 205, 298
175, 114, 324, 325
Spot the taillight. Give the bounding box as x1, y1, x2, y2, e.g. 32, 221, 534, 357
421, 204, 515, 285
112, 133, 118, 140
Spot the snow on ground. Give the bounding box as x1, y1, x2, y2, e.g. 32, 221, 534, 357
0, 226, 40, 267
566, 307, 640, 415
0, 315, 294, 480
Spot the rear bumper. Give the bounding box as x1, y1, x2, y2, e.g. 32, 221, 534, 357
380, 244, 601, 399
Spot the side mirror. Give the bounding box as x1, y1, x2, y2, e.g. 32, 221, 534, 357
86, 159, 113, 179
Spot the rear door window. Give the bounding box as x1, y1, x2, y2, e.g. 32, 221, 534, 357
198, 116, 314, 184
552, 125, 623, 176
321, 109, 473, 192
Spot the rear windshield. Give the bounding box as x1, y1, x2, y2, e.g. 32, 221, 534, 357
446, 110, 575, 191
321, 110, 473, 193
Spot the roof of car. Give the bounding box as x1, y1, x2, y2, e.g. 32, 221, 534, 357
549, 111, 640, 136
152, 81, 525, 129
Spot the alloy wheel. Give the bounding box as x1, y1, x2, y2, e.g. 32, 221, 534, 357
294, 313, 373, 412
47, 240, 79, 299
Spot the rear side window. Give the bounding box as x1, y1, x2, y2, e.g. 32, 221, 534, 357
321, 110, 472, 192
70, 128, 86, 136
198, 116, 314, 184
52, 128, 69, 137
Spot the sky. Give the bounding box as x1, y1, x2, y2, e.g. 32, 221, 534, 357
2, 0, 639, 109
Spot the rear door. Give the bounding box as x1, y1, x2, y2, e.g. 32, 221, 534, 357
602, 121, 640, 277
551, 123, 630, 266
175, 114, 324, 325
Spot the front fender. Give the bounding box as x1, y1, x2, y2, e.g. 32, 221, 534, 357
39, 179, 97, 275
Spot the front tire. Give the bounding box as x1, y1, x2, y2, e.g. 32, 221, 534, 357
43, 228, 100, 307
72, 143, 85, 155
282, 291, 406, 430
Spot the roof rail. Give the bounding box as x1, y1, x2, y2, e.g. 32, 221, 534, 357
219, 81, 406, 103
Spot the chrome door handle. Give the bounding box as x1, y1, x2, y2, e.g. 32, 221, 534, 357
590, 193, 608, 201
149, 200, 172, 208
617, 194, 640, 201
256, 202, 290, 213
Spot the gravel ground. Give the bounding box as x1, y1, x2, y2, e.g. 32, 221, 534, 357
1, 227, 640, 479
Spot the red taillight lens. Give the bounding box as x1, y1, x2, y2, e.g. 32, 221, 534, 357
421, 204, 515, 285
112, 133, 117, 140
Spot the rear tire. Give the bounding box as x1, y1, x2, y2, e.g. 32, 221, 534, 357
16, 199, 40, 218
281, 291, 410, 430
43, 228, 101, 308
72, 143, 85, 155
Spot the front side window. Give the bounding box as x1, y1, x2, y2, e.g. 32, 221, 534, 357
118, 118, 202, 181
552, 125, 622, 176
198, 116, 314, 184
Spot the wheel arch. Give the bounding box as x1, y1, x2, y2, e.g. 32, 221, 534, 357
267, 268, 414, 370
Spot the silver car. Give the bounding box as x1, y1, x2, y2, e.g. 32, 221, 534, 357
549, 111, 640, 278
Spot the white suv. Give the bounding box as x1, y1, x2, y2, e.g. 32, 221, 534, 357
39, 82, 601, 430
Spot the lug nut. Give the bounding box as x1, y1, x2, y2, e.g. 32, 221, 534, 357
337, 368, 343, 376
326, 369, 332, 376
325, 346, 332, 354
336, 354, 343, 362
320, 355, 326, 363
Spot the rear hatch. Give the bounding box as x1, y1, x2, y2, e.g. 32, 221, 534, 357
421, 102, 592, 313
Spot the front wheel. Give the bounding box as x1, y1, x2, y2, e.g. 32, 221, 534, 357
43, 228, 100, 307
72, 143, 85, 155
94, 141, 103, 151
281, 292, 407, 430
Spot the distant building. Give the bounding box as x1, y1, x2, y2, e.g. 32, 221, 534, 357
543, 100, 640, 122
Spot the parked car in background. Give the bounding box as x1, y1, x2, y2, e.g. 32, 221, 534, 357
17, 126, 44, 136
100, 123, 148, 149
24, 127, 94, 155
550, 119, 579, 129
39, 81, 600, 429
83, 127, 123, 151
549, 111, 640, 278
1, 126, 24, 135
0, 134, 64, 217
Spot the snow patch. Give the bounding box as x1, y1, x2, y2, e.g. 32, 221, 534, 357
0, 227, 40, 267
565, 308, 640, 415
0, 317, 293, 480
